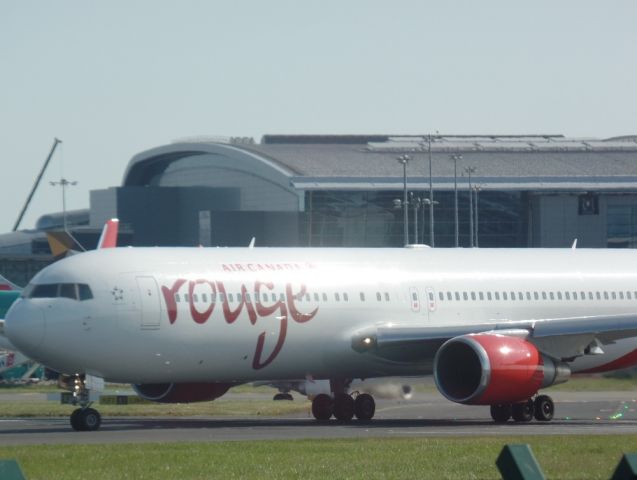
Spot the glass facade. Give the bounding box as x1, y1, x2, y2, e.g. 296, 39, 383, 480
607, 205, 637, 248
301, 190, 528, 248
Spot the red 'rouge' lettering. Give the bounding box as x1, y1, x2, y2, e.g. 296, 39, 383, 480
160, 276, 318, 370
161, 279, 187, 324
188, 280, 216, 324
215, 282, 258, 325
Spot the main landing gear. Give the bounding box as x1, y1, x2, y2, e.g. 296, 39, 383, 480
490, 394, 554, 423
65, 375, 102, 431
311, 379, 376, 422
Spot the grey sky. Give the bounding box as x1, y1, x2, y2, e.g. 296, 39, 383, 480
1, 1, 635, 233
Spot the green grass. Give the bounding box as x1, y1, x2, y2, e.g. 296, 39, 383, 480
0, 399, 311, 418
546, 375, 637, 392
2, 436, 637, 479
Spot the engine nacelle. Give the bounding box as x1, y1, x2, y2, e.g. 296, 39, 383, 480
133, 382, 234, 403
433, 333, 570, 405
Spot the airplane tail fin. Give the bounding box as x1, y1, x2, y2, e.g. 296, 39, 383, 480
46, 231, 85, 259
97, 218, 119, 249
0, 274, 20, 291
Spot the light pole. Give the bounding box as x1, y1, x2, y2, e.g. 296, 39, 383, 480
397, 155, 410, 246
427, 134, 434, 247
450, 154, 462, 247
464, 166, 476, 248
474, 185, 481, 247
50, 178, 78, 232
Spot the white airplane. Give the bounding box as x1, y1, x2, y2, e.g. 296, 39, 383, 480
4, 233, 637, 431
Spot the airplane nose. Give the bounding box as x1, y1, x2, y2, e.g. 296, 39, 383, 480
5, 300, 46, 355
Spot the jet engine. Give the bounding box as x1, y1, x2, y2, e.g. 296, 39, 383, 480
433, 333, 570, 405
133, 382, 235, 403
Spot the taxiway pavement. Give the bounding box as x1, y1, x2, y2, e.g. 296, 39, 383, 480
0, 390, 635, 445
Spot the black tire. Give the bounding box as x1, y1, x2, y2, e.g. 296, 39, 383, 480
311, 394, 333, 421
70, 408, 83, 431
354, 393, 376, 421
512, 399, 534, 422
333, 393, 355, 422
490, 404, 512, 423
534, 395, 554, 422
80, 408, 102, 431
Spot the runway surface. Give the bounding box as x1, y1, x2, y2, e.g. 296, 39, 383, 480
1, 390, 636, 445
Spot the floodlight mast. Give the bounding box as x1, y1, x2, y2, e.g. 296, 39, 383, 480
13, 138, 62, 232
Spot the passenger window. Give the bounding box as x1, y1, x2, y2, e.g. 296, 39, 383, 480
619, 292, 624, 300
487, 292, 492, 300
360, 292, 365, 301
335, 293, 340, 302
455, 292, 460, 301
314, 293, 320, 302
202, 294, 208, 303
603, 292, 609, 300
78, 284, 93, 301
549, 292, 554, 300
462, 292, 468, 301
533, 292, 539, 300
596, 292, 601, 300
344, 293, 349, 301
447, 292, 452, 301
494, 292, 500, 300
184, 294, 189, 302
322, 293, 328, 302
193, 294, 199, 302
470, 292, 476, 301
526, 292, 531, 300
542, 292, 547, 300
557, 292, 562, 300
502, 292, 508, 300
175, 294, 181, 303
228, 294, 234, 302
376, 292, 382, 301
588, 292, 593, 300
439, 292, 444, 301
385, 292, 390, 301
59, 284, 77, 300
479, 292, 484, 301
628, 292, 632, 300
305, 293, 311, 301
611, 292, 617, 300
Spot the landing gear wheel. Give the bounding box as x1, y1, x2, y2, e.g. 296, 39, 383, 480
512, 399, 534, 422
70, 408, 83, 431
333, 393, 355, 422
80, 408, 102, 431
534, 395, 554, 422
311, 393, 333, 421
273, 393, 294, 401
70, 407, 102, 431
490, 404, 512, 423
354, 393, 376, 421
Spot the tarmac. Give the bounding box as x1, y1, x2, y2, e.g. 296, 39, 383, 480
0, 390, 636, 445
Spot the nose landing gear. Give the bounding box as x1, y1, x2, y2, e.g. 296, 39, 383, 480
66, 374, 102, 431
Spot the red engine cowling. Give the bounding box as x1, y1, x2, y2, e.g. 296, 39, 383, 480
133, 382, 235, 403
433, 334, 546, 405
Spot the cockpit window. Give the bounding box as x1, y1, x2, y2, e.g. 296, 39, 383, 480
31, 284, 59, 298
78, 284, 93, 300
26, 283, 93, 301
59, 284, 77, 300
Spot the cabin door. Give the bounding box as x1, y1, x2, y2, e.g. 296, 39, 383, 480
136, 276, 161, 329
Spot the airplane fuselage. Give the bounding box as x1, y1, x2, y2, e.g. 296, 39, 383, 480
6, 246, 637, 384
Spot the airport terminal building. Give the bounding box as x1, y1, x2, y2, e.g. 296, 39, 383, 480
3, 133, 637, 284
89, 134, 637, 249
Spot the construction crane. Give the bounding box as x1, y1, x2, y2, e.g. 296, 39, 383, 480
12, 138, 62, 231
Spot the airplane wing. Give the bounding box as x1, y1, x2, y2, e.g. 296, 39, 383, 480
351, 313, 637, 362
